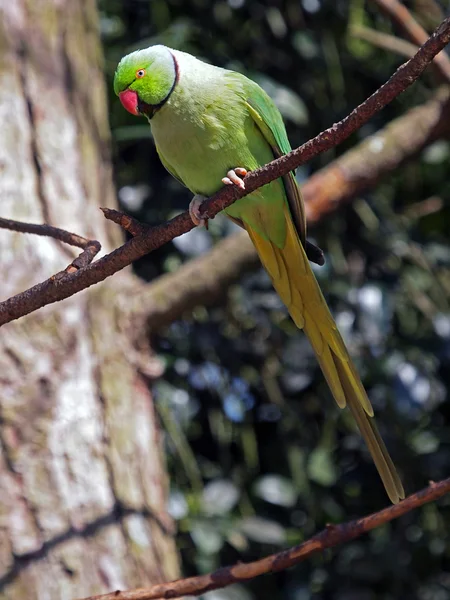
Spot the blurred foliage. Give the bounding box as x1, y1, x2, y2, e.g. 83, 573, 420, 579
99, 1, 450, 598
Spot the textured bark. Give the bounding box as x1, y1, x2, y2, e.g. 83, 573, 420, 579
0, 2, 178, 599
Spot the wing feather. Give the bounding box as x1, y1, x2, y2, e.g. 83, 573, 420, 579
244, 86, 307, 245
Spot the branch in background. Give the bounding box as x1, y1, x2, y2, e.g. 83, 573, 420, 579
351, 24, 419, 58
135, 232, 255, 330
401, 195, 443, 219
0, 217, 101, 271
304, 86, 450, 223
133, 87, 449, 330
78, 479, 450, 600
411, 0, 445, 32
1, 16, 450, 326
372, 0, 450, 81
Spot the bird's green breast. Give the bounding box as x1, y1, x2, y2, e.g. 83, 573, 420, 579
151, 75, 252, 193
150, 62, 288, 245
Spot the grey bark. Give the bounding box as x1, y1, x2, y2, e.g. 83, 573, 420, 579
0, 2, 179, 598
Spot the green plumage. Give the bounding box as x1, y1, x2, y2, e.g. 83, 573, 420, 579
114, 45, 404, 504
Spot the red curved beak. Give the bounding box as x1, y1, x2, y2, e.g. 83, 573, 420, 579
119, 89, 140, 116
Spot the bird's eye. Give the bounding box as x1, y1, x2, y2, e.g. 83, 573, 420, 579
136, 69, 146, 78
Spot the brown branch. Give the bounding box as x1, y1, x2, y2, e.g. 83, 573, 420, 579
99, 208, 148, 237
372, 0, 450, 81
1, 16, 450, 327
0, 217, 101, 273
77, 478, 450, 600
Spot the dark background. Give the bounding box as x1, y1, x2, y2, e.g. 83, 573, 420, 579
100, 1, 450, 598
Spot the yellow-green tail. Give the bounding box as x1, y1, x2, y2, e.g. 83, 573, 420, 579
245, 204, 405, 504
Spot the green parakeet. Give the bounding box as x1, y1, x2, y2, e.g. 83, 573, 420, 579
114, 45, 404, 504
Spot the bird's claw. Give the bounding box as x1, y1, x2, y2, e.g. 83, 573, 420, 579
190, 168, 248, 227
222, 167, 248, 190
189, 194, 208, 228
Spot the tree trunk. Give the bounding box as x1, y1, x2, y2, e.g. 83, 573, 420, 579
0, 2, 179, 598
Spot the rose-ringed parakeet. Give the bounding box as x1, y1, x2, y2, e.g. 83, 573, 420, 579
114, 45, 404, 504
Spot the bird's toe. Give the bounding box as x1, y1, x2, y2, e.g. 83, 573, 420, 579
222, 168, 248, 190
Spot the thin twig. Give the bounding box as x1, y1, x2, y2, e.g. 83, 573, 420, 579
0, 217, 92, 248
372, 0, 450, 81
0, 217, 101, 273
77, 478, 450, 600
1, 16, 450, 326
99, 208, 148, 237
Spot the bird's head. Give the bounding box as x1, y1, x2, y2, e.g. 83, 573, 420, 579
114, 45, 177, 119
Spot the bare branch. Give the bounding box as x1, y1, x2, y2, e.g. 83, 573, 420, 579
77, 478, 450, 600
372, 0, 450, 81
99, 208, 148, 237
0, 217, 93, 249
1, 16, 450, 327
0, 217, 101, 273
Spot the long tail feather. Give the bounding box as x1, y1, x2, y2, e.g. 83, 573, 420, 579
245, 205, 405, 504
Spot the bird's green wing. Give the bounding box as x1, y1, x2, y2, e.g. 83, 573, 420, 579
243, 78, 307, 245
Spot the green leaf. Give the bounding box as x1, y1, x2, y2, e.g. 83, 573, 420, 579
239, 517, 286, 545
191, 521, 224, 555
410, 431, 440, 455
253, 474, 297, 507
307, 447, 337, 487
202, 479, 240, 515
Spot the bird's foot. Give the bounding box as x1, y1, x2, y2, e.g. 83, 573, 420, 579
222, 168, 248, 189
189, 194, 208, 228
